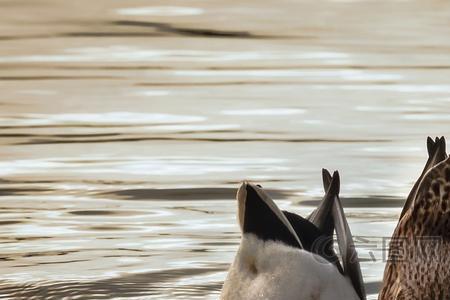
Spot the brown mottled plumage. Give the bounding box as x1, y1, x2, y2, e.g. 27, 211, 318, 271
379, 137, 450, 299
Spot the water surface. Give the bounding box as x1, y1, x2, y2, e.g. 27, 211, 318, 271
1, 0, 450, 299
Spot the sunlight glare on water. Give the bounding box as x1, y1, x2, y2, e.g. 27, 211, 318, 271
0, 0, 450, 299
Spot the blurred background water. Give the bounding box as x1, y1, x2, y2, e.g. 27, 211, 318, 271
0, 0, 450, 299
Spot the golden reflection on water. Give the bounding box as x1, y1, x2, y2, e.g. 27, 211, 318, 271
1, 0, 450, 299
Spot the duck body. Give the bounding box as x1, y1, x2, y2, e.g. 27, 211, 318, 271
379, 137, 450, 299
221, 234, 359, 300
221, 171, 365, 300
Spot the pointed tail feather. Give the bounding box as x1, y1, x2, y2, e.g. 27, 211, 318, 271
400, 136, 447, 219
330, 171, 366, 300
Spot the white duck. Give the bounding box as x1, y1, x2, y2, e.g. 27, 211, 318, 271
221, 170, 366, 300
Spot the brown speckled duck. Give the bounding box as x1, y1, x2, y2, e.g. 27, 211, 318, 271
379, 137, 450, 299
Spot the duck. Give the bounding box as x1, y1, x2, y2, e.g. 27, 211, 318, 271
379, 137, 450, 299
221, 169, 366, 300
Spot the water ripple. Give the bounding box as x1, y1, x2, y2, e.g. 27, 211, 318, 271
116, 6, 205, 17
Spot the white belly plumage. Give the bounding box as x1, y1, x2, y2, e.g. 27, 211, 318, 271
221, 234, 360, 300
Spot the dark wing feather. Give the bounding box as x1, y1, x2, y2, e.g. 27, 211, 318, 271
309, 170, 366, 299
238, 183, 303, 249
306, 169, 335, 237
283, 210, 340, 267
330, 171, 366, 300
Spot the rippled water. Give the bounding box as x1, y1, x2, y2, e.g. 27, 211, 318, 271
1, 0, 450, 299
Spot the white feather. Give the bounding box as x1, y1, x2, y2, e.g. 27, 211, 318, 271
221, 234, 360, 300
